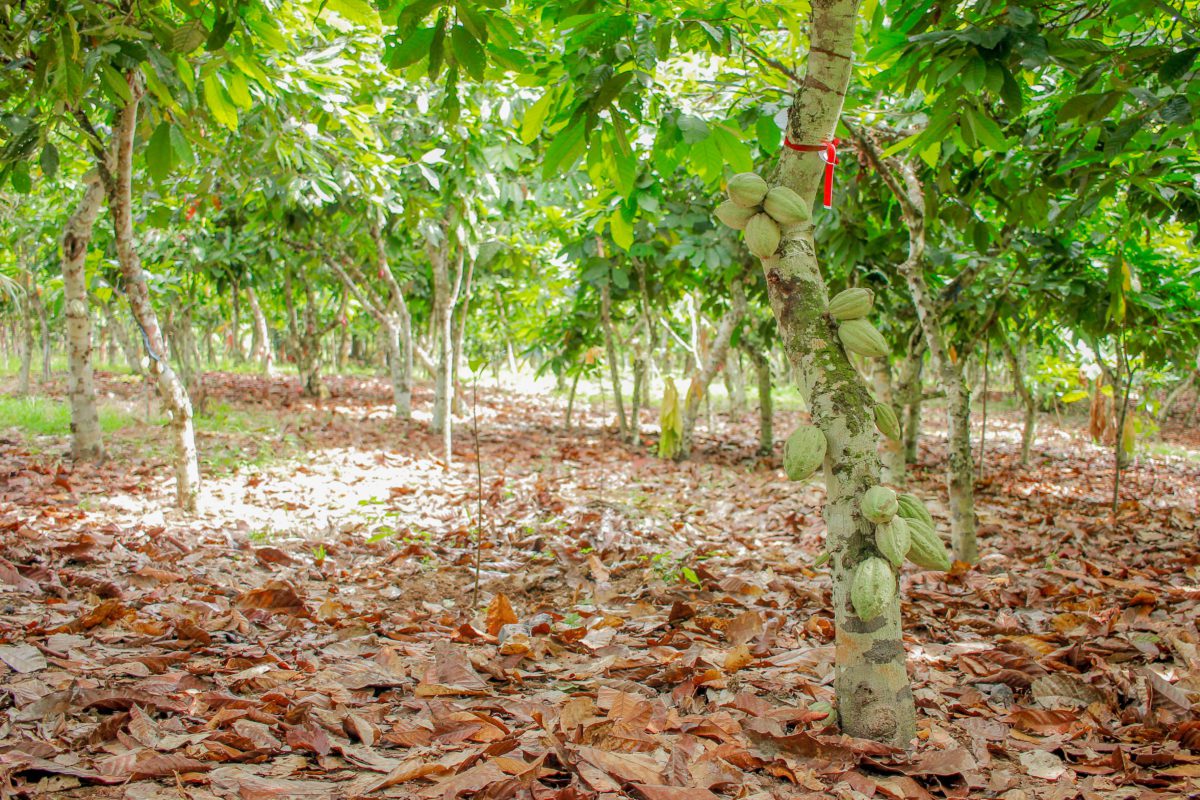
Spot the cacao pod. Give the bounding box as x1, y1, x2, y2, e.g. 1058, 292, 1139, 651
827, 287, 874, 321
727, 172, 769, 208
716, 200, 756, 231
744, 213, 782, 259
861, 485, 898, 524
906, 517, 952, 571
874, 403, 901, 440
783, 424, 826, 481
762, 186, 809, 227
850, 557, 895, 622
874, 516, 911, 567
896, 493, 934, 528
837, 319, 889, 358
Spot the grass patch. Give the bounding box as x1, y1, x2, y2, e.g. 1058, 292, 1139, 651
0, 396, 141, 437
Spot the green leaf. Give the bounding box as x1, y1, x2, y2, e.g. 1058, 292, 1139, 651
10, 163, 31, 194
39, 142, 59, 179
227, 72, 253, 108
609, 211, 633, 251
388, 27, 435, 69
450, 25, 485, 81
99, 63, 133, 103
146, 122, 174, 183
520, 91, 554, 145
755, 115, 781, 153
542, 122, 585, 179
326, 0, 380, 25
712, 124, 753, 174
202, 74, 239, 131
1060, 389, 1089, 404
169, 125, 194, 167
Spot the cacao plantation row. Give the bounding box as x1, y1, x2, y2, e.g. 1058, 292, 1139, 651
0, 0, 1198, 794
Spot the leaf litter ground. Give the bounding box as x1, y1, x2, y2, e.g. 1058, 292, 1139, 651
0, 371, 1198, 799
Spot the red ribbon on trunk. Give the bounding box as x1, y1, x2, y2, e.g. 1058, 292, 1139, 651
784, 137, 840, 209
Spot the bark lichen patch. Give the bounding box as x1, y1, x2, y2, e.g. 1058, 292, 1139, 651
864, 638, 905, 664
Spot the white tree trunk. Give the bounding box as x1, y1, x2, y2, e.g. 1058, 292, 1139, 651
762, 0, 915, 746
61, 177, 106, 461
679, 277, 746, 459
100, 73, 200, 512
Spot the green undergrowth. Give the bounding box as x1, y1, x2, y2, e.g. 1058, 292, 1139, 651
0, 396, 140, 437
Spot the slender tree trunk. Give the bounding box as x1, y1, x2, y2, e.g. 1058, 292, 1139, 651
856, 136, 976, 564
335, 287, 349, 372
599, 281, 628, 438
246, 287, 274, 374
977, 340, 990, 479
679, 277, 746, 460
761, 0, 915, 745
230, 279, 243, 363
61, 178, 106, 461
894, 342, 924, 466
746, 345, 773, 455
98, 74, 199, 511
34, 286, 51, 383
17, 271, 33, 396
494, 290, 519, 378
429, 235, 463, 464
564, 369, 583, 431
872, 360, 905, 486
451, 255, 476, 415
998, 331, 1036, 466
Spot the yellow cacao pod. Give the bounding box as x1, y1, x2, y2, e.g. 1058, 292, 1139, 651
716, 200, 756, 231
783, 424, 826, 481
744, 213, 782, 259
874, 403, 901, 441
827, 288, 874, 321
874, 516, 911, 567
861, 485, 898, 524
727, 172, 769, 208
896, 493, 934, 528
906, 517, 952, 571
850, 557, 895, 622
837, 319, 889, 358
762, 186, 809, 228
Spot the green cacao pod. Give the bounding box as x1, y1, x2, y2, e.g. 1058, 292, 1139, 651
762, 186, 809, 228
873, 403, 901, 440
896, 493, 934, 528
727, 172, 769, 208
837, 319, 889, 358
783, 424, 826, 481
874, 516, 911, 567
861, 485, 898, 524
716, 200, 756, 231
827, 288, 874, 321
906, 517, 952, 571
744, 213, 782, 259
850, 557, 895, 622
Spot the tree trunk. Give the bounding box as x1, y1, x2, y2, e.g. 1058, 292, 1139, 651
335, 287, 350, 372
34, 285, 51, 383
679, 277, 746, 460
98, 73, 199, 511
761, 0, 915, 746
894, 343, 924, 466
246, 287, 274, 374
451, 254, 476, 415
746, 345, 773, 456
230, 279, 243, 363
856, 135, 976, 564
61, 177, 106, 461
998, 331, 1036, 466
17, 270, 34, 396
599, 281, 628, 438
872, 361, 905, 486
429, 234, 463, 465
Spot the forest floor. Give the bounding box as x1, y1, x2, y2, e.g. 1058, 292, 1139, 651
1, 370, 1199, 800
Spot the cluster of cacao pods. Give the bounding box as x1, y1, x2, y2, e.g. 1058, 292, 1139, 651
716, 172, 809, 259
828, 287, 889, 359
850, 486, 952, 621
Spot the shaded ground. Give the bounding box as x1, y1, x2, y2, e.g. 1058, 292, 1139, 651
0, 371, 1198, 799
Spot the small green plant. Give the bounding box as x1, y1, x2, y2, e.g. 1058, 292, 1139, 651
312, 544, 327, 563
248, 529, 274, 543
646, 551, 701, 586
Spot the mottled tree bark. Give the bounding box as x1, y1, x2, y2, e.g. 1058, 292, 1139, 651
16, 269, 33, 396
428, 225, 464, 464
998, 331, 1037, 466
762, 0, 916, 746
679, 277, 746, 460
871, 361, 905, 486
96, 74, 200, 511
246, 287, 274, 374
745, 345, 773, 456
61, 177, 106, 461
